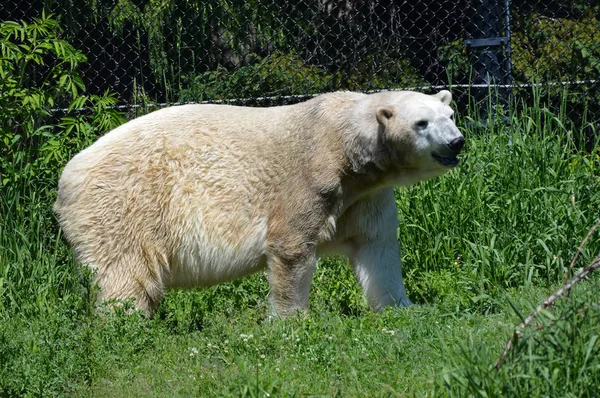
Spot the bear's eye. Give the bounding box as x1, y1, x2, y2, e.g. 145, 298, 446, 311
415, 120, 429, 129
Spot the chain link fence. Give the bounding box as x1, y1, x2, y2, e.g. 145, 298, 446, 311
2, 0, 599, 122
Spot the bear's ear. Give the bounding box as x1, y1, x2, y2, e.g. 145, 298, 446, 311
376, 106, 394, 126
433, 90, 452, 105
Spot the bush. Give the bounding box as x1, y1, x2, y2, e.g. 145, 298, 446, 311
176, 51, 426, 104
177, 51, 336, 103
0, 12, 125, 192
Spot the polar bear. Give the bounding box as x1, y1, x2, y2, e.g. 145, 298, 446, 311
54, 90, 464, 317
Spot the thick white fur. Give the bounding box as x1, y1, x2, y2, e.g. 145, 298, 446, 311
54, 90, 463, 316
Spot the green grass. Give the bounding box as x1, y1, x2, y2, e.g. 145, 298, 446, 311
1, 94, 600, 397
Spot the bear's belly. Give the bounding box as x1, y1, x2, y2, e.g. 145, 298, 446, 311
168, 217, 269, 288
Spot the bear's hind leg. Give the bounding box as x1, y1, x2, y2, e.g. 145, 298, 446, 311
94, 258, 165, 317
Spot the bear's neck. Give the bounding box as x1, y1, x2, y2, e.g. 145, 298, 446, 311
339, 99, 400, 179
290, 93, 411, 204
337, 99, 426, 204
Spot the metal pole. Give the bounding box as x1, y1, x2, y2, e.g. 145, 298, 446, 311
465, 0, 511, 122
504, 0, 513, 90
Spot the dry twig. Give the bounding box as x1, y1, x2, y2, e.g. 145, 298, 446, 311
532, 299, 600, 333
563, 219, 600, 284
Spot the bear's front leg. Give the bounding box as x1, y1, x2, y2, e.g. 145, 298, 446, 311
344, 188, 413, 310
351, 238, 413, 310
266, 242, 317, 317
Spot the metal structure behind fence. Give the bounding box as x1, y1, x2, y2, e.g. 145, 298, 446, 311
2, 0, 599, 121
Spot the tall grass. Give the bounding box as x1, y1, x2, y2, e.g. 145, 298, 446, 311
0, 185, 85, 318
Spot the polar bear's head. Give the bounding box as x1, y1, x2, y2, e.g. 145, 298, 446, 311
373, 90, 464, 173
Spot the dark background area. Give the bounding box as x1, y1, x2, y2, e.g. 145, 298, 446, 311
2, 0, 599, 122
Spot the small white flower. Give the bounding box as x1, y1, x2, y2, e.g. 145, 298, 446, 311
190, 347, 199, 357
260, 354, 266, 359
275, 367, 280, 372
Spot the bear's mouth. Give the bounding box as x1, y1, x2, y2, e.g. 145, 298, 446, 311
432, 153, 459, 167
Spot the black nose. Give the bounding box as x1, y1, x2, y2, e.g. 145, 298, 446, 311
447, 136, 465, 154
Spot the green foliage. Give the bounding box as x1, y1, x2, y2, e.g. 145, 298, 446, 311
513, 11, 600, 82
341, 55, 427, 92
177, 51, 426, 103
155, 275, 270, 334
0, 311, 93, 396
0, 12, 125, 190
0, 11, 124, 320
312, 256, 368, 316
177, 52, 336, 102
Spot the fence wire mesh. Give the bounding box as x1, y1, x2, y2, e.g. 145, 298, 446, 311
2, 0, 600, 121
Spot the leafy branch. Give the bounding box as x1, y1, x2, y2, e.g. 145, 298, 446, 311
0, 13, 125, 189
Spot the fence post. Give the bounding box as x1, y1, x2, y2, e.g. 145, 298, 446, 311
465, 0, 513, 122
